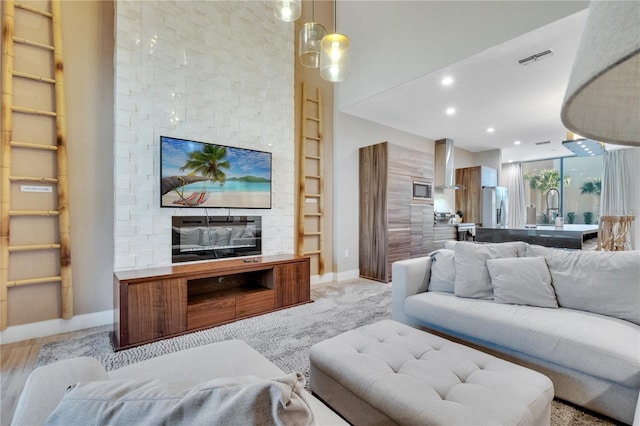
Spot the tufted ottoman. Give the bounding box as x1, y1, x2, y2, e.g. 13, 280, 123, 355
309, 319, 554, 425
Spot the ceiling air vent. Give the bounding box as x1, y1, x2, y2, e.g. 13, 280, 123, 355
534, 140, 551, 145
518, 49, 554, 66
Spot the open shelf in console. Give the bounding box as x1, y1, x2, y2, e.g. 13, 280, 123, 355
186, 269, 276, 330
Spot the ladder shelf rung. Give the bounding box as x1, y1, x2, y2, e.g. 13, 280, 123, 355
305, 117, 320, 122
10, 141, 58, 151
305, 155, 321, 160
10, 176, 58, 183
307, 98, 319, 104
12, 105, 57, 117
13, 36, 55, 51
305, 213, 322, 217
305, 137, 321, 141
9, 244, 61, 252
13, 70, 56, 84
305, 175, 321, 179
9, 210, 60, 217
7, 276, 63, 288
15, 2, 53, 18
304, 232, 321, 236
303, 250, 322, 256
304, 194, 321, 198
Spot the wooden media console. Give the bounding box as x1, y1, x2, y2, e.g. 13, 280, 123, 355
112, 254, 310, 350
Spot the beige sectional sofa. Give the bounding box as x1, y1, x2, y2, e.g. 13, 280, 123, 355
12, 340, 347, 426
391, 241, 640, 425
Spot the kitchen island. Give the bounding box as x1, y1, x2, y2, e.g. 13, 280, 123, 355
476, 224, 598, 250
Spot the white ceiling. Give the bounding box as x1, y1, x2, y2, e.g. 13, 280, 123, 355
340, 8, 607, 162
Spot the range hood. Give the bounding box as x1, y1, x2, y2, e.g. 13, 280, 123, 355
435, 138, 464, 190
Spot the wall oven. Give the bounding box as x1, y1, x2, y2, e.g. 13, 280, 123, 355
412, 179, 433, 203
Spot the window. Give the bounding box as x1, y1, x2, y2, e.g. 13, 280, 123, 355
522, 157, 602, 225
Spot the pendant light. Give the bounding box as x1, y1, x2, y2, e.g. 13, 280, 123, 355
299, 0, 326, 68
273, 0, 301, 23
320, 0, 350, 82
561, 0, 640, 146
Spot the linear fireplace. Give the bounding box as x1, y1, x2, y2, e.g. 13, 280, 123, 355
172, 216, 262, 263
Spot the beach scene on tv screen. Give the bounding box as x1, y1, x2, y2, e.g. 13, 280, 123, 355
161, 137, 272, 209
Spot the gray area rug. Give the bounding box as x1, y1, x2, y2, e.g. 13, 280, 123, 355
36, 279, 613, 425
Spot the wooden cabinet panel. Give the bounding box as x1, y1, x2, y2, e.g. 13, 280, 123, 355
387, 142, 433, 178
456, 167, 483, 225
360, 141, 434, 283
112, 255, 311, 350
236, 289, 275, 318
275, 261, 310, 307
388, 174, 411, 228
127, 278, 187, 345
187, 297, 235, 330
411, 204, 435, 258
388, 229, 411, 281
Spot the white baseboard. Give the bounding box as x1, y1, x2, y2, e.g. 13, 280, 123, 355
334, 269, 360, 282
310, 273, 335, 285
310, 269, 360, 285
0, 310, 114, 345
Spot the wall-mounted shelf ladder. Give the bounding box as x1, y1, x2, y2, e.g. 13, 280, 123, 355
297, 83, 325, 276
1, 0, 73, 330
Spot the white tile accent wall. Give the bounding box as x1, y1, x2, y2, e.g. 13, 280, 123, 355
114, 1, 295, 270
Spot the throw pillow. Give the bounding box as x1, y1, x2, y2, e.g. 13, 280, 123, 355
45, 373, 314, 426
428, 249, 455, 293
177, 227, 200, 246
486, 257, 559, 308
526, 245, 640, 325
214, 227, 232, 246
454, 242, 520, 299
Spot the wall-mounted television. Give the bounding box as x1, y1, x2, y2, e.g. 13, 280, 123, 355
160, 136, 272, 209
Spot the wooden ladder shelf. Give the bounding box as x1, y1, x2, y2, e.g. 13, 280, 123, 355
1, 0, 73, 330
297, 83, 325, 275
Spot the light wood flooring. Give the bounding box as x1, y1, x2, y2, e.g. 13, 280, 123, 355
0, 324, 112, 425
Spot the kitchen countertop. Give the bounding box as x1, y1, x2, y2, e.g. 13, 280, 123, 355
480, 224, 598, 233
476, 225, 599, 249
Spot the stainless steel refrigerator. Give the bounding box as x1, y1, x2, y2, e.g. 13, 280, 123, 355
482, 186, 508, 227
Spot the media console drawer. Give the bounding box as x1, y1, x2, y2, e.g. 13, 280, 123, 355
112, 254, 311, 350
187, 297, 235, 330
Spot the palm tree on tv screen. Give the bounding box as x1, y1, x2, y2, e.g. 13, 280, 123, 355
161, 144, 231, 205
181, 144, 230, 187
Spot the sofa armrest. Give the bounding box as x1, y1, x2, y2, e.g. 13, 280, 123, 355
12, 357, 108, 426
391, 256, 432, 326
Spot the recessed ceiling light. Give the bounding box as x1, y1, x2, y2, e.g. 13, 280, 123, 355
509, 159, 513, 163
514, 140, 521, 145
441, 76, 454, 86
446, 107, 456, 115
487, 127, 495, 133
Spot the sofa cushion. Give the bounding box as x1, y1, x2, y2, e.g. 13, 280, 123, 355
526, 245, 640, 325
486, 257, 558, 308
428, 249, 456, 293
454, 242, 521, 299
174, 226, 200, 246
404, 291, 640, 387
45, 373, 314, 426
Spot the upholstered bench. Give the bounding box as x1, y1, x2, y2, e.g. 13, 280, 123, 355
309, 319, 554, 425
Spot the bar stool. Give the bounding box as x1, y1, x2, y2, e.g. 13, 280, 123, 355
597, 215, 636, 251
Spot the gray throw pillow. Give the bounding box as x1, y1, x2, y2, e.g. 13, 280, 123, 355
486, 257, 559, 308
45, 373, 314, 426
178, 227, 200, 246
526, 245, 640, 325
454, 242, 520, 299
428, 249, 455, 293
